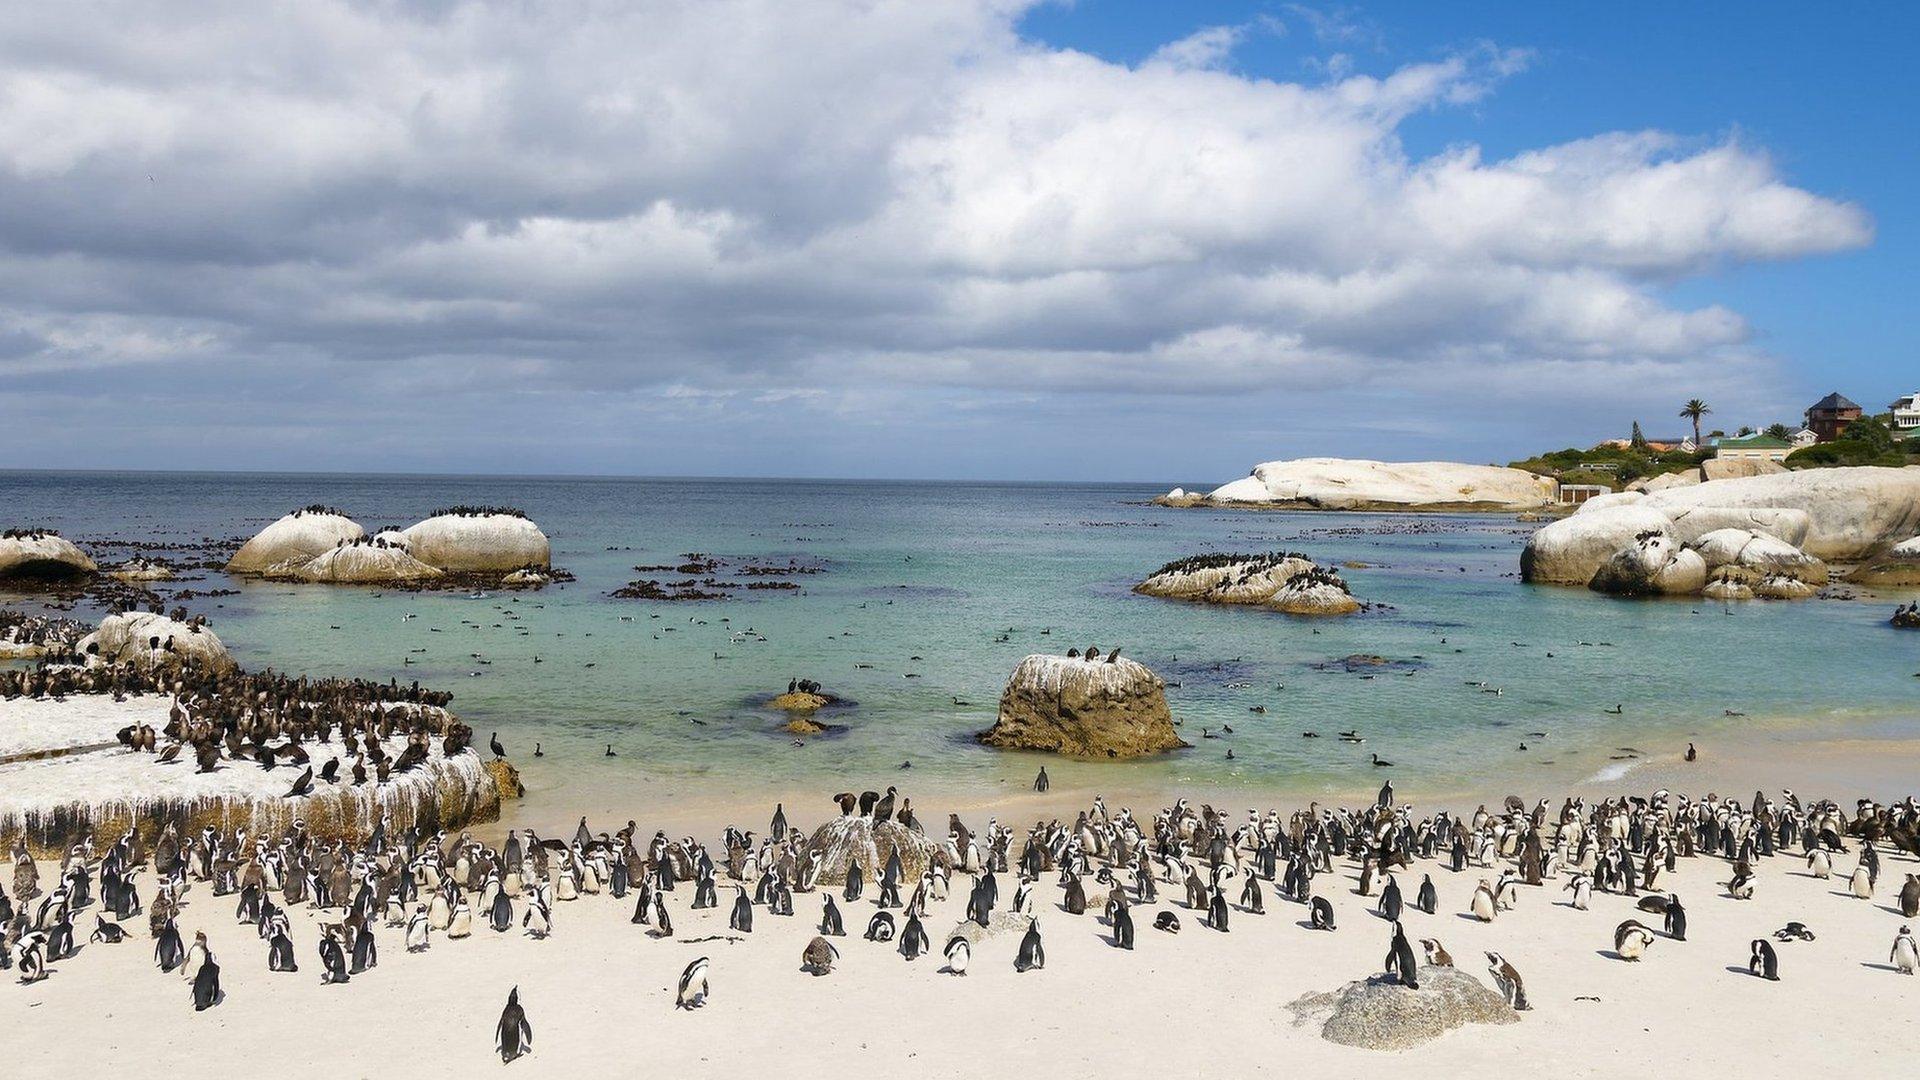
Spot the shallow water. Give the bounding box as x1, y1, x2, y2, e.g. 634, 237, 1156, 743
3, 469, 1916, 805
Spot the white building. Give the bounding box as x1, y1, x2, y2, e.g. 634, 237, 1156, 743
1891, 391, 1920, 440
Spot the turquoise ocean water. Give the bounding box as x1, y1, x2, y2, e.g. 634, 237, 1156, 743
3, 470, 1916, 805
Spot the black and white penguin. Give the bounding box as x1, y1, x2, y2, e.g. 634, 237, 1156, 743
1239, 873, 1263, 915
1901, 874, 1920, 920
1748, 938, 1779, 981
943, 934, 971, 976
729, 887, 753, 933
1310, 895, 1336, 931
191, 952, 222, 1010
820, 895, 844, 937
155, 916, 185, 972
1111, 899, 1134, 949
1614, 919, 1656, 961
89, 914, 125, 944
268, 921, 297, 972
1893, 926, 1919, 975
351, 921, 378, 973
490, 888, 514, 933
676, 957, 711, 1008
1663, 894, 1687, 940
1486, 951, 1529, 1010
1386, 921, 1419, 988
406, 904, 431, 952
1035, 767, 1049, 793
1420, 938, 1453, 967
1379, 875, 1403, 922
899, 912, 931, 960
1014, 918, 1044, 972
14, 932, 47, 983
842, 860, 863, 903
496, 986, 532, 1063
318, 929, 350, 984
1206, 889, 1230, 932
865, 911, 896, 942
1154, 910, 1180, 933
1416, 873, 1437, 915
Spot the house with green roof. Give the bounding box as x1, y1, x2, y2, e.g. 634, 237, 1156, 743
1712, 431, 1793, 463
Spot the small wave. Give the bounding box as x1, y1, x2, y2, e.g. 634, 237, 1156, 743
1586, 759, 1641, 784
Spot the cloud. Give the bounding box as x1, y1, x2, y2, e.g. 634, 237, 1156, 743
0, 0, 1873, 475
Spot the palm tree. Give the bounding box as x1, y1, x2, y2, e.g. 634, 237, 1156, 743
1679, 399, 1711, 450
1765, 423, 1791, 440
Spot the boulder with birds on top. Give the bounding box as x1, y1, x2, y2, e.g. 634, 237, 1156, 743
0, 530, 97, 581
806, 814, 948, 887
77, 612, 234, 673
1588, 531, 1708, 596
267, 542, 446, 584
226, 507, 365, 573
1520, 504, 1674, 585
400, 509, 551, 573
979, 654, 1186, 759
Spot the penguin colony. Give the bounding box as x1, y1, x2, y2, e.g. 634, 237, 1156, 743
10, 779, 1920, 1064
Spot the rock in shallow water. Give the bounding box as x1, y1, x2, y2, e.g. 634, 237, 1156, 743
979, 654, 1185, 758
1287, 965, 1519, 1050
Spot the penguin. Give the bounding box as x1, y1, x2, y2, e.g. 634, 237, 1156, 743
1239, 872, 1264, 915
898, 911, 931, 960
676, 957, 711, 1008
191, 952, 222, 1010
1416, 874, 1437, 915
1892, 926, 1920, 975
351, 921, 378, 973
89, 914, 125, 944
801, 935, 839, 975
448, 896, 473, 939
1206, 888, 1230, 932
155, 916, 185, 972
651, 891, 672, 937
14, 932, 46, 983
820, 895, 844, 937
318, 929, 350, 984
406, 903, 431, 952
1310, 895, 1335, 931
1014, 918, 1044, 972
1486, 951, 1530, 1010
1614, 919, 1656, 961
1806, 848, 1832, 879
729, 887, 753, 933
942, 934, 971, 976
1420, 938, 1453, 967
1154, 910, 1181, 933
496, 986, 532, 1063
268, 922, 297, 972
1470, 879, 1497, 922
490, 888, 513, 932
1063, 875, 1086, 916
842, 860, 863, 902
1386, 921, 1419, 988
1662, 894, 1687, 941
1902, 874, 1920, 920
1035, 767, 1049, 793
865, 911, 896, 942
1850, 863, 1874, 899
1748, 938, 1779, 981
1378, 875, 1403, 922
1111, 899, 1134, 949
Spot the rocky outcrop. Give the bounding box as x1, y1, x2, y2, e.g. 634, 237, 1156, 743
1692, 528, 1828, 586
401, 510, 550, 573
1639, 467, 1920, 560
1521, 504, 1674, 585
1152, 487, 1206, 508
1701, 457, 1788, 482
1135, 553, 1360, 614
1661, 506, 1811, 548
1630, 470, 1703, 493
267, 543, 445, 584
77, 612, 234, 673
979, 654, 1185, 759
1588, 532, 1708, 596
0, 531, 96, 580
806, 815, 948, 887
1287, 966, 1519, 1050
107, 557, 173, 582
227, 508, 365, 573
1848, 535, 1920, 587
1170, 458, 1555, 512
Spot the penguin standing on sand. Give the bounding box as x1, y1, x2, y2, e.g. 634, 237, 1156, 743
1615, 919, 1656, 961
14, 932, 46, 983
1892, 926, 1919, 975
191, 951, 221, 1010
1901, 874, 1920, 919
843, 861, 863, 903
1385, 921, 1418, 988
1035, 767, 1049, 793
1379, 875, 1403, 922
350, 921, 378, 973
1310, 895, 1336, 931
1239, 873, 1264, 915
1663, 894, 1687, 940
1111, 899, 1134, 949
1486, 951, 1529, 1009
318, 929, 350, 984
651, 892, 672, 937
496, 987, 532, 1063
155, 917, 184, 972
490, 888, 513, 932
1748, 939, 1779, 981
89, 915, 124, 944
729, 887, 753, 933
820, 895, 844, 937
1206, 888, 1230, 932
1014, 918, 1044, 972
268, 919, 297, 972
406, 904, 430, 952
1470, 880, 1497, 922
943, 934, 971, 976
865, 911, 896, 942
1417, 874, 1437, 915
448, 896, 473, 939
676, 957, 710, 1008
900, 913, 931, 960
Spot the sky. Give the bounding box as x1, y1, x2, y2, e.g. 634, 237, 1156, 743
0, 0, 1911, 483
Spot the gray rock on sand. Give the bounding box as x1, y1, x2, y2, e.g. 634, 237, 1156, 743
0, 532, 97, 580
806, 814, 948, 887
979, 654, 1186, 759
226, 509, 365, 573
1287, 965, 1519, 1050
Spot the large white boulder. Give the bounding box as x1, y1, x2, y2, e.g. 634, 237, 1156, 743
1631, 470, 1703, 493
1640, 467, 1920, 560
1660, 506, 1811, 548
0, 531, 96, 580
1589, 534, 1708, 596
1521, 504, 1673, 585
1701, 457, 1787, 482
1691, 529, 1827, 585
78, 612, 234, 673
401, 510, 550, 573
268, 543, 445, 584
1200, 458, 1555, 511
227, 508, 364, 573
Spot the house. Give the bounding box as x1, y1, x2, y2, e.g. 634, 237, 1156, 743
1712, 432, 1792, 463
1789, 427, 1818, 448
1891, 391, 1920, 441
1805, 392, 1862, 442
